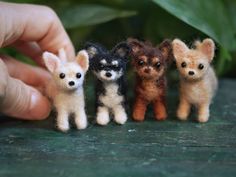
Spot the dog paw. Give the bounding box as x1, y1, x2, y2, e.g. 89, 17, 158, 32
57, 124, 69, 132
155, 115, 167, 121
97, 116, 110, 126
115, 115, 127, 125
198, 117, 209, 123
132, 112, 145, 122
177, 110, 188, 121
76, 120, 88, 130
114, 108, 128, 124
177, 115, 188, 121
132, 115, 145, 122
154, 111, 167, 121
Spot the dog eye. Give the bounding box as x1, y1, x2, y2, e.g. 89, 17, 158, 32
59, 73, 65, 79
156, 62, 161, 68
76, 73, 81, 78
181, 62, 187, 68
113, 64, 119, 68
138, 60, 144, 66
100, 64, 104, 69
198, 64, 204, 70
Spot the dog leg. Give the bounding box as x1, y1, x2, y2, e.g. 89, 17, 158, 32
113, 104, 127, 125
153, 99, 167, 121
75, 109, 87, 129
177, 97, 191, 121
57, 109, 69, 132
133, 96, 147, 121
197, 103, 210, 123
96, 106, 110, 125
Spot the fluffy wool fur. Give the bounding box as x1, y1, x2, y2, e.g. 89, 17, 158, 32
128, 38, 172, 121
85, 42, 130, 125
43, 49, 89, 132
172, 38, 218, 122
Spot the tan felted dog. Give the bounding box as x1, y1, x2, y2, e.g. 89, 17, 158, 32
172, 38, 218, 123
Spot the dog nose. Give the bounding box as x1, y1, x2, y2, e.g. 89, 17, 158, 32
188, 71, 195, 76
105, 72, 112, 78
144, 68, 151, 73
68, 81, 75, 86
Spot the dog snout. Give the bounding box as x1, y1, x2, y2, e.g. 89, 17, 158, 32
144, 68, 151, 73
188, 71, 195, 76
68, 81, 75, 86
105, 72, 112, 78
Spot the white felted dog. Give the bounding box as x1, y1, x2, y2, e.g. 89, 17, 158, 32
43, 49, 89, 132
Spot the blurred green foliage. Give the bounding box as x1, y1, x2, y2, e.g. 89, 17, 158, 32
3, 0, 236, 77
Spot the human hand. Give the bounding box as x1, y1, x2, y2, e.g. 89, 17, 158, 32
0, 2, 75, 120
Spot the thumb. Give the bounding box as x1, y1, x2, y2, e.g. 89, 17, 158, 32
1, 76, 51, 120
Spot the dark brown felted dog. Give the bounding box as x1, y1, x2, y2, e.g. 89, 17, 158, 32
128, 38, 172, 121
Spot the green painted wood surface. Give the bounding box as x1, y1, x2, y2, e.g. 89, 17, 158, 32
0, 79, 236, 177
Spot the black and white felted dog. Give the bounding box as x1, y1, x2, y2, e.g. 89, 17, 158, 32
85, 42, 130, 125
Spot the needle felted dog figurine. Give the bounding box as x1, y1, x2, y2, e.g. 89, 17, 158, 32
85, 42, 130, 125
43, 49, 89, 132
172, 38, 218, 122
128, 38, 172, 121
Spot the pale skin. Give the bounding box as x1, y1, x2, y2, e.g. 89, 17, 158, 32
0, 2, 75, 120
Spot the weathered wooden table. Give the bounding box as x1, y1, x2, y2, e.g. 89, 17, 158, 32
0, 79, 235, 177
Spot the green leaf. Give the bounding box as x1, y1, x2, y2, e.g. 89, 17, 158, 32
152, 0, 236, 51
143, 5, 201, 42
60, 4, 137, 29
224, 0, 236, 31
216, 47, 232, 76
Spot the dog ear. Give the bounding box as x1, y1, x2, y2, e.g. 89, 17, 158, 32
197, 38, 215, 62
84, 42, 103, 59
159, 39, 172, 62
42, 52, 61, 73
76, 50, 89, 72
111, 42, 130, 59
127, 38, 144, 56
193, 40, 201, 50
172, 39, 189, 61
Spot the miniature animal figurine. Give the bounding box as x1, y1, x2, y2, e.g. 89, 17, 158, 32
85, 42, 130, 125
172, 38, 218, 123
42, 48, 89, 132
128, 38, 172, 121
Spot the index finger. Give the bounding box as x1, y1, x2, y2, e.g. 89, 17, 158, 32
0, 2, 75, 60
